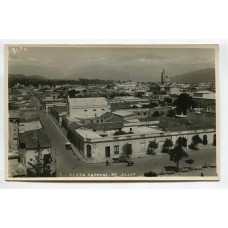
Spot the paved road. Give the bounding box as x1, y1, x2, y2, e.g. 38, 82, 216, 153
39, 111, 85, 176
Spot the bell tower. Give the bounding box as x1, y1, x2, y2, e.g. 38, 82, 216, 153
161, 68, 166, 84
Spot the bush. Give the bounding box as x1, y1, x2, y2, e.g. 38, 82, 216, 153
188, 143, 199, 150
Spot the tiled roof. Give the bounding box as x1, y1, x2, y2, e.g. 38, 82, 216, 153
68, 122, 82, 131
19, 129, 51, 149
9, 110, 20, 119
51, 105, 67, 114
20, 117, 40, 123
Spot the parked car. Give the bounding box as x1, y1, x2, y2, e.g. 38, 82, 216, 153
112, 157, 120, 163
65, 142, 72, 150
112, 155, 130, 163
127, 160, 134, 166
195, 166, 203, 170
209, 163, 216, 168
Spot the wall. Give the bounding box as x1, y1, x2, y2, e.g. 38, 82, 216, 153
69, 106, 110, 118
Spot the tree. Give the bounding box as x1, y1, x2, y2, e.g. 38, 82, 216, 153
147, 140, 158, 155
173, 93, 196, 115
189, 134, 202, 150
185, 159, 194, 169
166, 109, 176, 117
164, 97, 173, 105
121, 143, 133, 159
161, 138, 173, 153
176, 137, 187, 148
168, 145, 188, 170
27, 138, 53, 177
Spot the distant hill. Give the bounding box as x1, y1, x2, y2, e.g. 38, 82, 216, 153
170, 68, 215, 83
9, 74, 48, 80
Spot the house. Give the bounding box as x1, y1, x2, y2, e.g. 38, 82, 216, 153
50, 105, 67, 125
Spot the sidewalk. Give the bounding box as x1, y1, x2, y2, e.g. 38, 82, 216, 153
47, 113, 104, 164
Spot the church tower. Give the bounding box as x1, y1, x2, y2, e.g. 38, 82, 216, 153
161, 68, 166, 84
161, 68, 170, 84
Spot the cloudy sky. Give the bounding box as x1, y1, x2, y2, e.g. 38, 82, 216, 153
8, 45, 216, 81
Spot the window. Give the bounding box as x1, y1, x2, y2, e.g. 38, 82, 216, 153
84, 110, 87, 112
114, 145, 119, 154
144, 112, 147, 115
97, 120, 99, 123
91, 120, 93, 123
138, 113, 140, 116
93, 109, 96, 112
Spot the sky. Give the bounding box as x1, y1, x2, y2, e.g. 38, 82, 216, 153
8, 45, 216, 81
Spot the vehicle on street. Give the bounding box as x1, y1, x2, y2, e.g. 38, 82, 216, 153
65, 142, 72, 150
127, 160, 134, 166
112, 155, 130, 163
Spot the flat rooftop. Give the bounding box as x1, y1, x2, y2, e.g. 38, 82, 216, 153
112, 110, 135, 117
106, 126, 163, 136
76, 129, 102, 139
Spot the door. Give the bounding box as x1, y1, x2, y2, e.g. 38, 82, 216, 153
87, 145, 92, 158
140, 142, 145, 153
105, 146, 111, 158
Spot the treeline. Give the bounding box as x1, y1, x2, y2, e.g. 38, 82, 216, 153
77, 78, 114, 86
8, 74, 114, 87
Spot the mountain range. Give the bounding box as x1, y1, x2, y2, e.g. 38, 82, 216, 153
9, 68, 215, 83
170, 68, 215, 83
9, 74, 48, 81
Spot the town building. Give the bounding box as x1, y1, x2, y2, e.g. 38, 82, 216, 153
67, 97, 110, 118
193, 91, 216, 113
49, 105, 67, 125
67, 124, 215, 162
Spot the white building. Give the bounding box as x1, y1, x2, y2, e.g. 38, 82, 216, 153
67, 97, 110, 118
69, 125, 215, 162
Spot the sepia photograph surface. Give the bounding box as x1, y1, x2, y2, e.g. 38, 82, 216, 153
6, 44, 219, 181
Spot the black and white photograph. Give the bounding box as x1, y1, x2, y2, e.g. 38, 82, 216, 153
6, 44, 219, 181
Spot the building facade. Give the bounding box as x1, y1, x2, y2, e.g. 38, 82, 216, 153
67, 97, 110, 118
68, 126, 215, 162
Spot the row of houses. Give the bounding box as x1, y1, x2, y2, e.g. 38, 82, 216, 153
8, 110, 53, 177
48, 95, 216, 162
